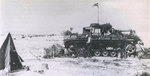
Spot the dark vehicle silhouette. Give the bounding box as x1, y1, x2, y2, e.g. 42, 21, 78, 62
64, 23, 141, 57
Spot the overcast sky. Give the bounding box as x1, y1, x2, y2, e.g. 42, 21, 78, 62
0, 0, 149, 46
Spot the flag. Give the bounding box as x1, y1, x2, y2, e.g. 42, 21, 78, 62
93, 3, 99, 7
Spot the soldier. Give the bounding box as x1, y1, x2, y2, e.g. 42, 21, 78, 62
121, 45, 128, 59
86, 29, 92, 57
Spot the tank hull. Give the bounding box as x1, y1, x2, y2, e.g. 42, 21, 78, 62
64, 38, 135, 57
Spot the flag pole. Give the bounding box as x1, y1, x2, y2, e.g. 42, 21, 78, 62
97, 4, 99, 24
93, 3, 99, 24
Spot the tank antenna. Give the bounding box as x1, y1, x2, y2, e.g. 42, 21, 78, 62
93, 3, 99, 24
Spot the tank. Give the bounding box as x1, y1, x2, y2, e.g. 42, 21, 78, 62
64, 23, 141, 57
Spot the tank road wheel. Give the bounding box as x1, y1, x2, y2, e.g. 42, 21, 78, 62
77, 47, 86, 57
69, 44, 75, 49
125, 44, 136, 54
67, 45, 74, 52
68, 43, 77, 51
94, 50, 101, 57
110, 51, 117, 57
102, 51, 109, 57
67, 43, 77, 57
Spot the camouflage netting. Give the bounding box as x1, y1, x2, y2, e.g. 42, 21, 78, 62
138, 48, 150, 59
43, 44, 65, 58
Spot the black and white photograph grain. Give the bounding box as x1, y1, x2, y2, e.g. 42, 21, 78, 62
0, 0, 150, 76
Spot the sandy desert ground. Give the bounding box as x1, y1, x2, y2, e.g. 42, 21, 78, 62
1, 34, 150, 76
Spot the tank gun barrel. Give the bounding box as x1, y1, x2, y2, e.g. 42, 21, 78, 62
117, 30, 133, 32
